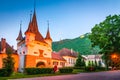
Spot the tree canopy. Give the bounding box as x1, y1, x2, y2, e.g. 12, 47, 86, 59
89, 15, 120, 54
2, 49, 14, 76
89, 15, 120, 69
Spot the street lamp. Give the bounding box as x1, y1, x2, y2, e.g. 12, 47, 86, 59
111, 54, 117, 59
111, 54, 118, 70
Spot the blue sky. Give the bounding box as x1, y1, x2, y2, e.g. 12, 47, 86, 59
0, 0, 120, 49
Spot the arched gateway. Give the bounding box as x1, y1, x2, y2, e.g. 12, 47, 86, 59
36, 62, 45, 68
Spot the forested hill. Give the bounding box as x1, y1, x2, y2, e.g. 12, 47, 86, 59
52, 33, 100, 55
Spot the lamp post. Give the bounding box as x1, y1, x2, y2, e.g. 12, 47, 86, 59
111, 54, 118, 70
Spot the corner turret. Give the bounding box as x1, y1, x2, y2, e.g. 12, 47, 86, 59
45, 22, 52, 47
16, 24, 23, 43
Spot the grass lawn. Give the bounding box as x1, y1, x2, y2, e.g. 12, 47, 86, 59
0, 69, 82, 80
0, 69, 107, 80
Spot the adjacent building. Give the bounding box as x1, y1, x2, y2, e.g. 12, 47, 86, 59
58, 48, 78, 67
82, 55, 105, 67
0, 38, 19, 71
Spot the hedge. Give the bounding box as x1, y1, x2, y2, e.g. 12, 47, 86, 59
59, 67, 73, 73
25, 68, 53, 75
85, 66, 96, 72
96, 66, 106, 71
0, 68, 11, 77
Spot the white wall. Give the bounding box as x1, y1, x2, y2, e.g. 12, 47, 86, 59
82, 55, 105, 67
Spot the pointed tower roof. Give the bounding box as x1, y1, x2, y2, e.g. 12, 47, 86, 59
25, 10, 45, 42
45, 22, 52, 41
16, 24, 23, 41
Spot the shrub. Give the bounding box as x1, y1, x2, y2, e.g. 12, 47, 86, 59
2, 50, 14, 76
96, 66, 106, 71
85, 66, 96, 72
59, 67, 73, 73
74, 66, 85, 69
25, 68, 53, 75
0, 68, 10, 77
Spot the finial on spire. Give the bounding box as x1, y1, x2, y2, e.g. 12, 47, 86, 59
30, 10, 32, 22
20, 21, 22, 29
34, 0, 36, 12
47, 20, 49, 28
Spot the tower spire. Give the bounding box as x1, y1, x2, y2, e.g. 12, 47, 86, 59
45, 21, 52, 41
16, 21, 23, 41
25, 0, 45, 42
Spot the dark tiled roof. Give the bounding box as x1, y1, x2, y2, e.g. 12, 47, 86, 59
58, 48, 78, 57
16, 27, 23, 41
52, 52, 66, 61
0, 42, 16, 54
25, 11, 45, 43
45, 27, 52, 41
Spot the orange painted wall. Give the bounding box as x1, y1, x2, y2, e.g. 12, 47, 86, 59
25, 55, 52, 68
36, 57, 52, 67
0, 54, 3, 68
25, 55, 37, 67
0, 53, 19, 72
52, 59, 66, 68
12, 54, 19, 71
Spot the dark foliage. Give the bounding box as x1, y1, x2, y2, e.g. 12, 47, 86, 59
75, 54, 85, 67
0, 69, 8, 77
25, 68, 53, 75
85, 66, 96, 72
59, 67, 73, 73
2, 49, 14, 76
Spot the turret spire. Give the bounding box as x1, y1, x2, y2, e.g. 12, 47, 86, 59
16, 21, 23, 41
45, 21, 52, 41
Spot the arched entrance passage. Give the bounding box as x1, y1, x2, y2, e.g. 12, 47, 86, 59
36, 62, 45, 68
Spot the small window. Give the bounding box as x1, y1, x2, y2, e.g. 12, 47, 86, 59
23, 51, 25, 54
53, 61, 58, 65
37, 43, 40, 45
27, 39, 29, 41
44, 53, 47, 55
34, 52, 38, 54
60, 62, 65, 67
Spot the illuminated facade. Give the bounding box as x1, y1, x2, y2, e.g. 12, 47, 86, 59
16, 9, 72, 72
0, 10, 78, 72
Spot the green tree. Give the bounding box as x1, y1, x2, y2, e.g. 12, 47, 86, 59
88, 61, 91, 67
89, 15, 120, 69
2, 49, 14, 76
75, 54, 85, 67
95, 60, 98, 67
91, 61, 94, 66
98, 60, 102, 67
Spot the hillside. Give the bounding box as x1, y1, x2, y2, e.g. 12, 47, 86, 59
52, 33, 100, 55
